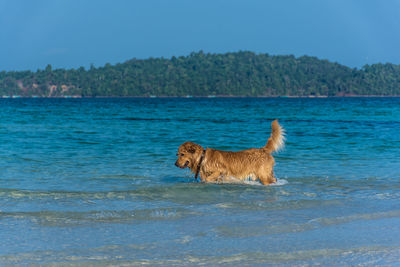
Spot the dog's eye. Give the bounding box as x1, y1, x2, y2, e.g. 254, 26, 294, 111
180, 153, 184, 156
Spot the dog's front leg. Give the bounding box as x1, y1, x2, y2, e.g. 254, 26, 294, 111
203, 172, 222, 183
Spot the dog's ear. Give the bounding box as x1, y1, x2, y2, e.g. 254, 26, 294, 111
187, 146, 196, 154
183, 142, 199, 154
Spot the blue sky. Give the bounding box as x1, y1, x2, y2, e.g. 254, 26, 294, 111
1, 0, 400, 71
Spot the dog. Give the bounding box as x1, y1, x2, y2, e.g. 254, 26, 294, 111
175, 120, 285, 185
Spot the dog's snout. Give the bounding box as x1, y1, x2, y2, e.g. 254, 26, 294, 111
174, 161, 179, 167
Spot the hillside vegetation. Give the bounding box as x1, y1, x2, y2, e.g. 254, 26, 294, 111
1, 51, 400, 97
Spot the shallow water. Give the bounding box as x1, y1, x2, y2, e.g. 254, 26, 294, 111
0, 97, 399, 265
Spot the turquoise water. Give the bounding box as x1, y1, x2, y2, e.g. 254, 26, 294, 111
0, 97, 399, 265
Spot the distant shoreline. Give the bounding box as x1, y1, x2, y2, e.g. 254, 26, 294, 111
2, 52, 400, 98
2, 95, 400, 99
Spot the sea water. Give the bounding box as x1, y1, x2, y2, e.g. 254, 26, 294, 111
0, 97, 399, 265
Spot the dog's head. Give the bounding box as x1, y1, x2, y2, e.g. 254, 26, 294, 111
175, 141, 203, 171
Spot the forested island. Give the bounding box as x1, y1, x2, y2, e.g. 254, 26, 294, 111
1, 51, 400, 97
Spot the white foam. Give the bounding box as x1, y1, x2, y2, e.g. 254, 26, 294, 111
242, 180, 263, 186
210, 176, 288, 186
271, 179, 288, 186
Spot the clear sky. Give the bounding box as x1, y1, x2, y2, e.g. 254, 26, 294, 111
1, 0, 400, 71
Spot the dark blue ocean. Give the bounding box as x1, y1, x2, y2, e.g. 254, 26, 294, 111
1, 97, 399, 265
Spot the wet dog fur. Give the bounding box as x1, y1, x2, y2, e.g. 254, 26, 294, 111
175, 120, 285, 185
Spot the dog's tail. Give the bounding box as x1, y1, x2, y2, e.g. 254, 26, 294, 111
262, 120, 285, 154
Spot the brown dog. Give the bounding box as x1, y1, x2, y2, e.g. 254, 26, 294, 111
175, 120, 285, 185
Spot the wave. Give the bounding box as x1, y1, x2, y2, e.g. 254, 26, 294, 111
0, 207, 199, 226
215, 209, 400, 238
120, 117, 261, 124
0, 182, 278, 205
1, 245, 399, 266
120, 116, 400, 126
